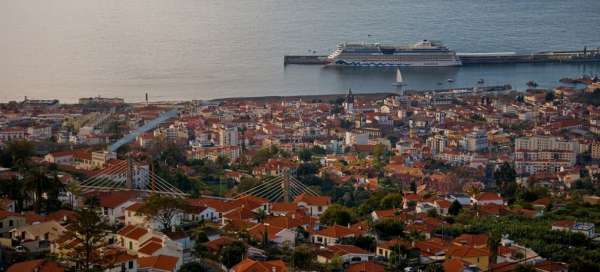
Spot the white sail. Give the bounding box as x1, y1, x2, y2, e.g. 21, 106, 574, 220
396, 68, 403, 83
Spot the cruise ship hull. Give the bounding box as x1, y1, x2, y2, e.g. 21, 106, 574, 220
328, 59, 462, 67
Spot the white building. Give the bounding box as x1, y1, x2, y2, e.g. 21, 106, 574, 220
514, 136, 576, 175
345, 131, 368, 146
463, 129, 488, 152
218, 125, 238, 147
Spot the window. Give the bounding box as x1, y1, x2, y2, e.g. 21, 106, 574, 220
0, 222, 3, 228
129, 241, 133, 250
9, 220, 13, 227
128, 261, 134, 269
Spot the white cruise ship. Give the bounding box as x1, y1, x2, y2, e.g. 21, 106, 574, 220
326, 40, 462, 67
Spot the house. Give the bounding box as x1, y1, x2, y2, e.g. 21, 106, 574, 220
247, 223, 296, 246
6, 259, 64, 272
452, 234, 488, 249
293, 193, 331, 216
442, 258, 476, 272
230, 259, 288, 272
316, 244, 374, 264
182, 205, 217, 223
414, 238, 448, 263
117, 225, 183, 260
96, 191, 138, 225
346, 261, 385, 272
311, 225, 360, 246
446, 244, 491, 271
434, 199, 451, 216
137, 255, 180, 272
11, 220, 67, 253
533, 260, 569, 272
472, 192, 504, 206
43, 151, 74, 166
376, 239, 410, 259
124, 202, 182, 231
0, 210, 26, 238
551, 220, 596, 238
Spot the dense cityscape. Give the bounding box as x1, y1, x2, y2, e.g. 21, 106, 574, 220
0, 77, 598, 272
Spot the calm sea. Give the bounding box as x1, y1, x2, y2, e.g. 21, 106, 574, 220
1, 0, 600, 102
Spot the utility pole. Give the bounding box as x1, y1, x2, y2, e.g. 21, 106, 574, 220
283, 173, 290, 203
126, 156, 133, 189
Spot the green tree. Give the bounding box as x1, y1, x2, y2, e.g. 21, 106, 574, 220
291, 244, 316, 270
137, 194, 188, 232
448, 200, 462, 216
65, 205, 111, 271
220, 241, 247, 268
319, 204, 356, 226
374, 219, 405, 240
379, 193, 403, 209
178, 262, 207, 272
298, 149, 312, 162
6, 140, 35, 169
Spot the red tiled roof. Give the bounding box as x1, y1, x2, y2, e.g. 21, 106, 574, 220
443, 258, 468, 272
446, 244, 490, 258
314, 225, 359, 238
231, 259, 288, 272
118, 225, 148, 240
138, 255, 179, 272
452, 234, 488, 248
7, 260, 64, 272
346, 261, 385, 272
293, 193, 331, 206
96, 191, 136, 209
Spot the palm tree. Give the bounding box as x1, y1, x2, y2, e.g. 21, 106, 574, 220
24, 166, 64, 212
24, 167, 50, 212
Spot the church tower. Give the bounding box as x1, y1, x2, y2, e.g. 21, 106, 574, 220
343, 88, 354, 113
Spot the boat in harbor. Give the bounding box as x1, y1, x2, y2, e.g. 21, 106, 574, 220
392, 68, 406, 86
326, 40, 462, 67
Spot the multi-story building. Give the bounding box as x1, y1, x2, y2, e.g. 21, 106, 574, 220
514, 136, 576, 175
462, 129, 488, 152
218, 125, 238, 147
426, 134, 448, 155
592, 141, 600, 160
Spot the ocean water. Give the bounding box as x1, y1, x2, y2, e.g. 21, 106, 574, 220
1, 0, 600, 103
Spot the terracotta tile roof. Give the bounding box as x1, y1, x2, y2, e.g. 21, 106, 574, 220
475, 192, 503, 202
270, 202, 297, 213
293, 193, 331, 206
314, 225, 359, 238
206, 236, 235, 253
230, 259, 288, 272
7, 259, 64, 272
137, 255, 179, 272
187, 197, 236, 213
443, 258, 468, 272
414, 238, 448, 256
247, 223, 285, 241
534, 260, 569, 272
446, 244, 490, 258
325, 244, 369, 255
452, 234, 488, 248
0, 210, 21, 220
118, 225, 148, 240
138, 242, 162, 255
552, 220, 576, 228
124, 202, 143, 212
96, 191, 136, 209
346, 261, 385, 272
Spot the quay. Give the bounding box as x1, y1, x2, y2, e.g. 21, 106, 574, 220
284, 48, 600, 66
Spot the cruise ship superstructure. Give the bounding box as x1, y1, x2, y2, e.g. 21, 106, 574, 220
326, 40, 462, 67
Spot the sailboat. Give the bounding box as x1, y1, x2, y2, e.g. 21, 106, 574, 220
392, 68, 406, 86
